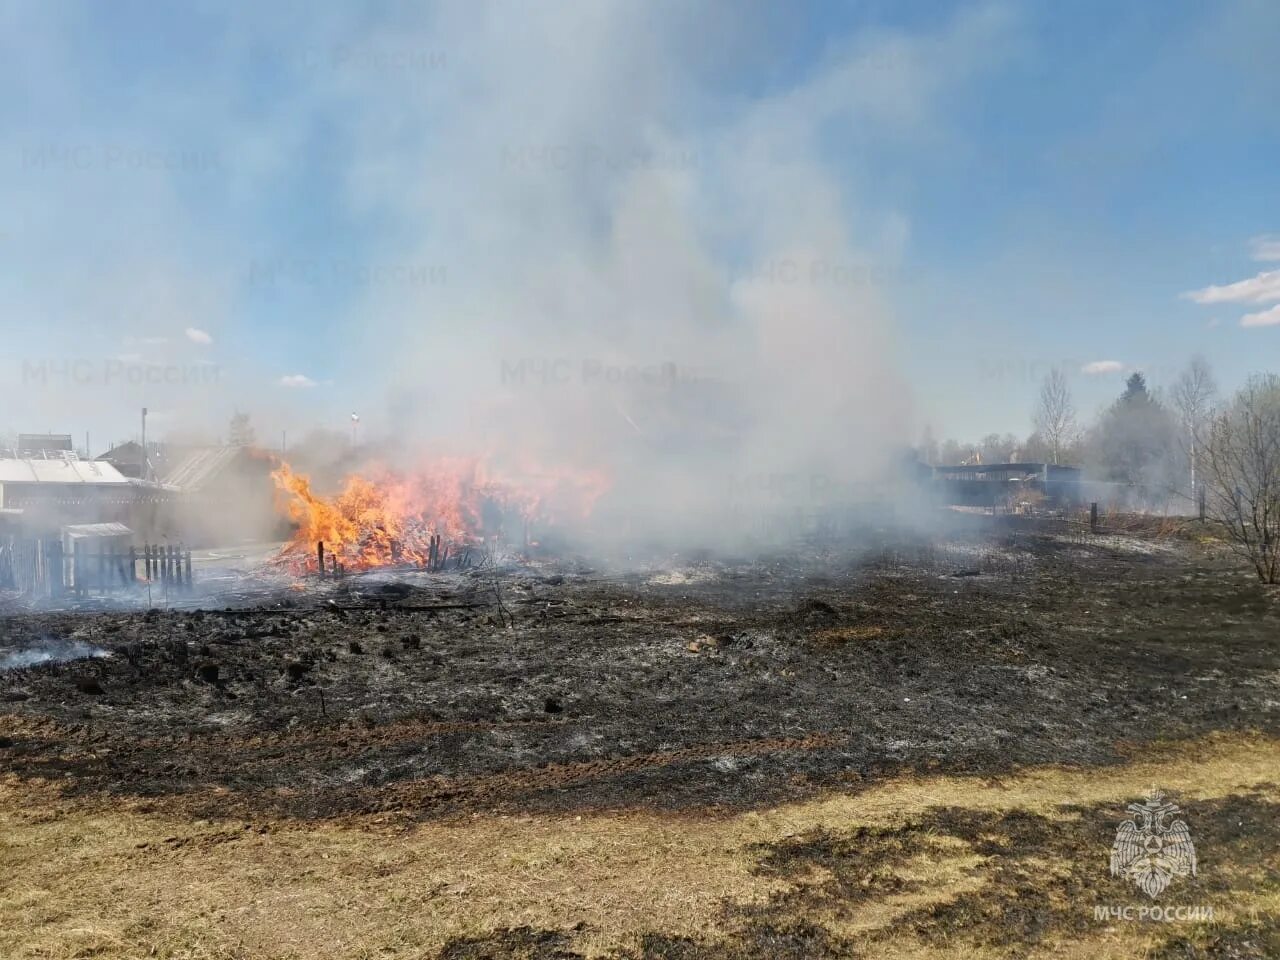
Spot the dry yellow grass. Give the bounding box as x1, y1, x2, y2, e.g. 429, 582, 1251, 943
1, 731, 1277, 959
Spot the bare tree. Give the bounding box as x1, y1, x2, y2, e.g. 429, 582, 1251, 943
1203, 374, 1280, 584
1170, 355, 1217, 497
1033, 368, 1076, 465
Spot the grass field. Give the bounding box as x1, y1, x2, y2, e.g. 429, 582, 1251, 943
4, 731, 1277, 959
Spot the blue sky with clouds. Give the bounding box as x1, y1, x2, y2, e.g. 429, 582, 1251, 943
0, 0, 1276, 450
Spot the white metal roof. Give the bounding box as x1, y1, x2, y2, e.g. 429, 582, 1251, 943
0, 457, 131, 484
62, 522, 133, 539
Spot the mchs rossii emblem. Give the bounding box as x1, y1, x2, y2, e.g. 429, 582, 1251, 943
1110, 790, 1197, 899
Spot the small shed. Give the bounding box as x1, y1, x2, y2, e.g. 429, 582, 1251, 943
62, 522, 133, 589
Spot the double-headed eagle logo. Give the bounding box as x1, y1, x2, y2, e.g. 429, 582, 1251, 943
1110, 790, 1197, 898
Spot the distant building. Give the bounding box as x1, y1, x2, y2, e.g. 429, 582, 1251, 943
17, 433, 73, 456
96, 440, 147, 479
162, 445, 287, 546
931, 462, 1084, 508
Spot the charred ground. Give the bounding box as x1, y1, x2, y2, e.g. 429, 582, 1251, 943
2, 517, 1276, 824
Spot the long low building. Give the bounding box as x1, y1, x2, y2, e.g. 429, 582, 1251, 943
930, 462, 1085, 507
0, 455, 179, 533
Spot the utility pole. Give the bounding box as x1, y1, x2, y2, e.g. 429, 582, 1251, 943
140, 407, 149, 482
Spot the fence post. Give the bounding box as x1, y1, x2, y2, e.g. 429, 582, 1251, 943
1090, 502, 1098, 534
317, 541, 326, 579
49, 539, 63, 598
1199, 484, 1206, 522
185, 548, 193, 591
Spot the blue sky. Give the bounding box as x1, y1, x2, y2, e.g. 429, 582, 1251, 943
0, 0, 1276, 452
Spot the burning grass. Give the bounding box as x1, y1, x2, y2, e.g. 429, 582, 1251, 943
2, 733, 1277, 959
270, 458, 610, 573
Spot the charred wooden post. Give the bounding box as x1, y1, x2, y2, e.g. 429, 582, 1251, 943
1090, 502, 1099, 533
74, 541, 84, 596
1199, 484, 1207, 522
49, 540, 63, 598
185, 548, 193, 590
317, 541, 326, 579
129, 546, 137, 584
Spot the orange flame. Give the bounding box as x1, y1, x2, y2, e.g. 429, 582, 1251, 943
271, 457, 609, 572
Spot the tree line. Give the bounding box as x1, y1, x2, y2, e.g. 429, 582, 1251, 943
920, 358, 1279, 583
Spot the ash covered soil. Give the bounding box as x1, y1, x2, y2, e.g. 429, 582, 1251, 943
2, 519, 1277, 823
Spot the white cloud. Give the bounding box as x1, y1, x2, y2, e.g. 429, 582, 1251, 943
1182, 269, 1280, 305
1250, 235, 1280, 262
278, 374, 318, 388
185, 327, 213, 345
1241, 304, 1280, 328
1081, 360, 1124, 375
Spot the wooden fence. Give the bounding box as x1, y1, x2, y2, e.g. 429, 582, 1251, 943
0, 538, 193, 598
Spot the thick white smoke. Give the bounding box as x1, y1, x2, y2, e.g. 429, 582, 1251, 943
315, 2, 1025, 548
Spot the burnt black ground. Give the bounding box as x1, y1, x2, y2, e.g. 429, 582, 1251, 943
1, 517, 1277, 822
